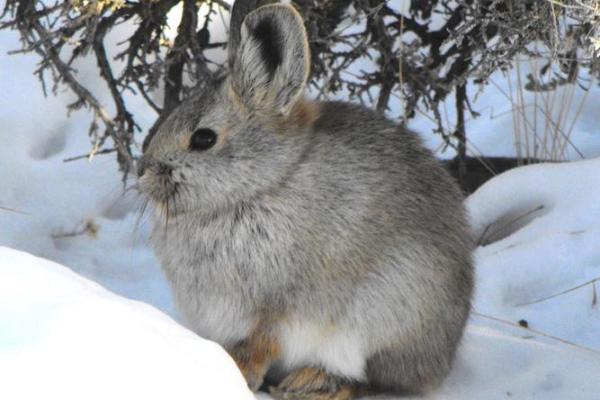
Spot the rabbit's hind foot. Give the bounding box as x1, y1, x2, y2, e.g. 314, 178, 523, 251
269, 367, 361, 400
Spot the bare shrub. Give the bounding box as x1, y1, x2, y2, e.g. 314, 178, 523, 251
1, 0, 599, 184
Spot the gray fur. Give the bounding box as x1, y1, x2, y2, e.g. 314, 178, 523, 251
138, 2, 473, 396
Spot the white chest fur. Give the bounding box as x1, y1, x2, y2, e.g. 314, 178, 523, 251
277, 319, 367, 380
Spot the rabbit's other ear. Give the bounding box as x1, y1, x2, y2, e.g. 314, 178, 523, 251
229, 4, 310, 115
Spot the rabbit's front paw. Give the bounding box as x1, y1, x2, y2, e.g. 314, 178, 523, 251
270, 367, 359, 400
227, 335, 280, 392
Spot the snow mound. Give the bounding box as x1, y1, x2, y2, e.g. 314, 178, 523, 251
466, 158, 600, 351
0, 247, 254, 400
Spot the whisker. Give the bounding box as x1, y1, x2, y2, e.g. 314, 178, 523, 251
130, 196, 150, 249
175, 183, 184, 217
172, 184, 179, 220
133, 176, 192, 242
164, 193, 170, 238
135, 197, 150, 234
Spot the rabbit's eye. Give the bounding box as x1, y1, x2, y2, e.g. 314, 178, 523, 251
189, 128, 217, 151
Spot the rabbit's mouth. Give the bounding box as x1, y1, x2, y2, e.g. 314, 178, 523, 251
138, 174, 188, 218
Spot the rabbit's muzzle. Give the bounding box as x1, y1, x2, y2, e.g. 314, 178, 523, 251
137, 157, 173, 178
137, 157, 179, 207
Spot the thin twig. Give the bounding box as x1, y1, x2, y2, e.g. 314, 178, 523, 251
515, 277, 600, 307
477, 205, 545, 246
472, 311, 600, 355
0, 205, 30, 215
63, 148, 117, 162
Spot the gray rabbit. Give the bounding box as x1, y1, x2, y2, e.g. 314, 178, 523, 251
138, 1, 473, 399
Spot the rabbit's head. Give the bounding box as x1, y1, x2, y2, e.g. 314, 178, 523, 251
138, 2, 315, 216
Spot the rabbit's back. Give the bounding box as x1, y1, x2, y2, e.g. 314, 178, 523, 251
291, 100, 472, 285
257, 100, 474, 391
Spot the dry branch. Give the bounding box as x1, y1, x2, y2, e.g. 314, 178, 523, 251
2, 0, 599, 184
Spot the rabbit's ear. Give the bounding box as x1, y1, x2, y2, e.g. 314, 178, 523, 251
229, 4, 310, 115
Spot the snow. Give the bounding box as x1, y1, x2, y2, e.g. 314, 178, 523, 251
0, 29, 174, 316
2, 11, 600, 400
467, 158, 600, 351
0, 247, 254, 400
419, 320, 600, 400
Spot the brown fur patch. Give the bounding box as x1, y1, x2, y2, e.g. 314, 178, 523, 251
227, 83, 247, 113
227, 322, 281, 391
227, 71, 319, 133
214, 125, 232, 150
278, 99, 321, 131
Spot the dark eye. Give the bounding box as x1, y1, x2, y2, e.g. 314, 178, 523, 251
189, 128, 217, 151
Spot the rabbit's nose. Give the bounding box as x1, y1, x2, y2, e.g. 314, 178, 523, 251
137, 158, 172, 178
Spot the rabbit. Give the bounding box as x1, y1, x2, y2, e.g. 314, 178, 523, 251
137, 1, 473, 399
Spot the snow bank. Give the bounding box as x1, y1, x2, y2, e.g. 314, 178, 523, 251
466, 158, 600, 350
0, 247, 254, 400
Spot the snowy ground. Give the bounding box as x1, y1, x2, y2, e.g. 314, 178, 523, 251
2, 15, 600, 400
0, 248, 254, 400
